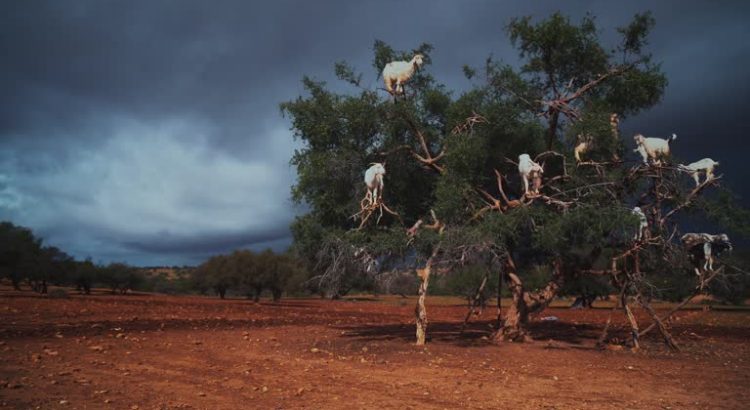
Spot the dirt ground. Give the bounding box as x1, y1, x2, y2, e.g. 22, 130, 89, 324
1, 290, 749, 409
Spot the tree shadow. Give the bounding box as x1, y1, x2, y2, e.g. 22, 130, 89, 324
336, 318, 605, 347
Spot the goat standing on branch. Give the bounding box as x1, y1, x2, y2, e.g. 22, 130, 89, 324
574, 134, 592, 163
681, 233, 733, 275
633, 133, 677, 165
679, 158, 719, 187
364, 162, 386, 205
353, 162, 401, 229
632, 206, 648, 241
382, 54, 424, 96
518, 154, 544, 196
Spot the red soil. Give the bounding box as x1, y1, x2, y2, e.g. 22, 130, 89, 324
1, 291, 749, 409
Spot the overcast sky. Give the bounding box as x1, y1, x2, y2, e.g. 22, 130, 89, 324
1, 1, 748, 266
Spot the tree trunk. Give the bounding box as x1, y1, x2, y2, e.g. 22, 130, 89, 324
621, 291, 640, 349
636, 294, 679, 351
496, 266, 503, 329
415, 264, 430, 346
496, 258, 564, 343
496, 272, 529, 342
414, 247, 440, 346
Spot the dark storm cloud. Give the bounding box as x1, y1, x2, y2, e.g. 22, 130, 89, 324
1, 0, 749, 265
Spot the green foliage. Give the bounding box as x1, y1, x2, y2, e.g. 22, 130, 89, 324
73, 258, 98, 294
0, 221, 42, 289
191, 248, 306, 301
334, 61, 362, 87
707, 251, 750, 305
532, 205, 636, 255
442, 264, 498, 300
617, 12, 656, 55
508, 12, 608, 82
98, 262, 144, 294
697, 190, 750, 238
560, 274, 613, 302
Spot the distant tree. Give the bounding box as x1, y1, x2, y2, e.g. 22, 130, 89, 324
26, 246, 75, 294
73, 258, 98, 294
194, 255, 237, 299
233, 250, 263, 301
0, 221, 42, 290
100, 262, 142, 294
191, 248, 307, 301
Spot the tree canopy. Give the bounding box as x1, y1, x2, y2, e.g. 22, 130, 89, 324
282, 11, 749, 347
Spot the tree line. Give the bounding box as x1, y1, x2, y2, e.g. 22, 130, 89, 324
0, 221, 147, 294
191, 249, 306, 300
0, 221, 310, 300
3, 219, 746, 306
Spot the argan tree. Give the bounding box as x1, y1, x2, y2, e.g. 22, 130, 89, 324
283, 12, 747, 347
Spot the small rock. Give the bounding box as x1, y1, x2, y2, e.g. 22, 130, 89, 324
90, 345, 105, 352
43, 349, 58, 356
198, 392, 206, 397
310, 348, 319, 353
261, 386, 268, 393
59, 400, 69, 405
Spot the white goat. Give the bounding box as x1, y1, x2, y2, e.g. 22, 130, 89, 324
382, 54, 424, 96
681, 233, 732, 274
518, 154, 543, 195
678, 158, 719, 187
364, 163, 386, 205
633, 133, 677, 165
574, 135, 592, 163
632, 206, 648, 241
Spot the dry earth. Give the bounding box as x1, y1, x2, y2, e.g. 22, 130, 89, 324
1, 290, 749, 409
